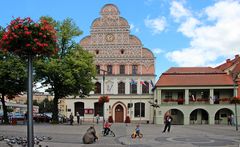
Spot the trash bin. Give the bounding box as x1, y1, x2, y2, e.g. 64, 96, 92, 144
147, 120, 149, 124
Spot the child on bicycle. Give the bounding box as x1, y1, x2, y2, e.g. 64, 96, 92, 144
103, 121, 111, 136
135, 124, 140, 136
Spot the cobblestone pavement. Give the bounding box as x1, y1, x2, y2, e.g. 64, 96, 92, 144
0, 123, 239, 147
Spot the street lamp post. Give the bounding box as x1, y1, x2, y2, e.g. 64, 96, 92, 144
235, 101, 238, 131
100, 69, 107, 128
233, 82, 238, 131
149, 99, 159, 124
232, 72, 238, 131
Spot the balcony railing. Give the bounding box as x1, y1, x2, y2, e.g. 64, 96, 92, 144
162, 97, 232, 105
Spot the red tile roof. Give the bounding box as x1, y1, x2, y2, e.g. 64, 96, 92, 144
156, 67, 234, 87
232, 62, 240, 75
165, 67, 224, 74
216, 54, 240, 71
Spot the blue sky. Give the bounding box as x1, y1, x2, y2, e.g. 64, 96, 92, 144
1, 0, 240, 79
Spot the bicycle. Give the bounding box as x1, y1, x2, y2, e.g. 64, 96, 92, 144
131, 131, 143, 138
102, 128, 115, 137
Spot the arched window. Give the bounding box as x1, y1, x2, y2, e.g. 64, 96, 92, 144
130, 83, 137, 94
118, 82, 125, 94
134, 102, 145, 117
142, 81, 149, 94
95, 82, 101, 94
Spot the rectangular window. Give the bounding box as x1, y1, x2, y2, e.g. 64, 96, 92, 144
134, 103, 145, 117
119, 65, 125, 74
165, 92, 172, 99
107, 65, 112, 75
96, 65, 100, 74
130, 83, 137, 94
132, 65, 138, 75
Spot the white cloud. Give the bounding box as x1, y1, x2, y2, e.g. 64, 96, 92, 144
178, 17, 200, 37
170, 1, 190, 21
130, 24, 135, 30
167, 0, 240, 67
152, 48, 164, 54
205, 0, 240, 22
130, 23, 140, 33
144, 16, 167, 34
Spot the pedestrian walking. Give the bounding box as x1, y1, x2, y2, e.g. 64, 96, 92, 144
231, 114, 235, 126
69, 113, 74, 125
76, 112, 80, 124
228, 115, 232, 125
24, 111, 28, 125
96, 114, 99, 124
162, 115, 173, 133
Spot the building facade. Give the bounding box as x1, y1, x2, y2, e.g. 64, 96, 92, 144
154, 67, 240, 125
64, 4, 155, 123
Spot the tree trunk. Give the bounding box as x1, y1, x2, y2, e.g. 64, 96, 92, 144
52, 96, 59, 124
1, 93, 9, 124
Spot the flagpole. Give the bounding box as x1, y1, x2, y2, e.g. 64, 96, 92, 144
100, 69, 107, 128
140, 99, 141, 123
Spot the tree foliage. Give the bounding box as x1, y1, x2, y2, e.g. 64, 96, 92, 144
0, 50, 27, 124
37, 98, 54, 113
35, 17, 96, 123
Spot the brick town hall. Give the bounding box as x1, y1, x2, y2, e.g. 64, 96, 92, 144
64, 4, 155, 123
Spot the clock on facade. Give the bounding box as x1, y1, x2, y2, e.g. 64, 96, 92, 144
105, 33, 114, 42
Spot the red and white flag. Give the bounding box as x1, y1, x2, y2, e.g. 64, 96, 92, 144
140, 81, 147, 86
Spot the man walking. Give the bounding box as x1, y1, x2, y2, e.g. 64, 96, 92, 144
162, 115, 173, 133
76, 112, 80, 125
69, 113, 74, 125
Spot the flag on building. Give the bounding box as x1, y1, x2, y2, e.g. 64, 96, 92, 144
107, 84, 113, 92
130, 79, 137, 85
191, 95, 195, 101
140, 81, 147, 86
150, 80, 154, 87
150, 80, 155, 91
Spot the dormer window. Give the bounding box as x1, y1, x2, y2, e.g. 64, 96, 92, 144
120, 49, 124, 54
96, 50, 99, 54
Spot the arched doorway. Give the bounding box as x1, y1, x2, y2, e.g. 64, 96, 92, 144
115, 104, 124, 122
74, 102, 84, 116
215, 108, 233, 124
164, 109, 184, 125
190, 108, 209, 124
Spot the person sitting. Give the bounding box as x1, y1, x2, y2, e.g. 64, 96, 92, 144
103, 121, 111, 136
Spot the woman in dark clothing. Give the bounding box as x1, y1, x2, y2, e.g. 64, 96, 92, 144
162, 115, 173, 133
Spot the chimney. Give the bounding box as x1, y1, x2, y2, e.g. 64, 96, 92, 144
235, 54, 239, 59
226, 59, 231, 63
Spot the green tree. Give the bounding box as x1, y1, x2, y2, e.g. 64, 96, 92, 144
38, 98, 54, 113
0, 51, 27, 124
35, 17, 96, 123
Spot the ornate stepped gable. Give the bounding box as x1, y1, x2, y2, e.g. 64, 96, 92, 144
80, 4, 154, 71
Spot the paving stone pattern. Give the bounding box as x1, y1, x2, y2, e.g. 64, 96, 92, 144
0, 123, 239, 147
